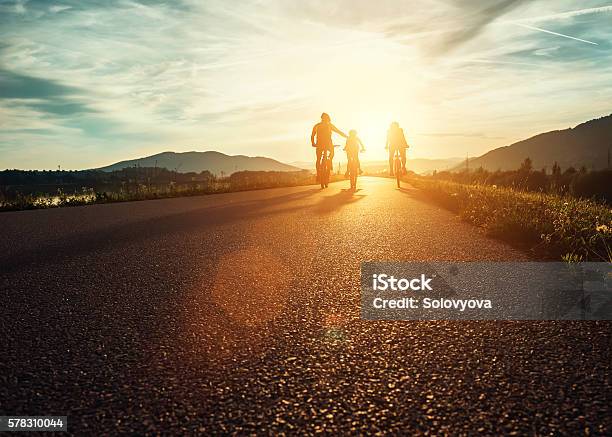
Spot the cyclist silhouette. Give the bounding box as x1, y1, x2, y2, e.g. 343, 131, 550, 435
311, 113, 347, 180
386, 121, 408, 176
344, 129, 365, 177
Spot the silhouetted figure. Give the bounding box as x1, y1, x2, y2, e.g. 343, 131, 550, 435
386, 121, 408, 176
344, 129, 365, 177
311, 113, 347, 179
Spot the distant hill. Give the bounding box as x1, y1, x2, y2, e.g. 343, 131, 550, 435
97, 151, 303, 175
459, 114, 612, 171
363, 158, 462, 175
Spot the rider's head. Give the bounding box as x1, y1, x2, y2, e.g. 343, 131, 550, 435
349, 129, 357, 137
321, 113, 331, 123
390, 121, 399, 129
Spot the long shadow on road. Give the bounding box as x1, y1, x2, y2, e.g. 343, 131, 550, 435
315, 188, 366, 215
0, 187, 322, 273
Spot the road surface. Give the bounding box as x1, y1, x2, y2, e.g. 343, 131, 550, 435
1, 177, 609, 434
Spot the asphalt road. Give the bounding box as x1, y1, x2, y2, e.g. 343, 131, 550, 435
1, 177, 609, 435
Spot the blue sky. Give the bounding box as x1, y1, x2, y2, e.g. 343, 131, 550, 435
1, 0, 611, 169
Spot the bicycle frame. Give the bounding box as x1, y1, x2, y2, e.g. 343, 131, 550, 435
393, 149, 402, 188
318, 148, 333, 188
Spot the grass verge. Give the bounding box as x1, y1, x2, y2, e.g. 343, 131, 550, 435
0, 173, 344, 212
409, 176, 612, 262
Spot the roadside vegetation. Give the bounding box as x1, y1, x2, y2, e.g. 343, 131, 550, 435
432, 158, 612, 204
409, 171, 612, 262
0, 167, 334, 212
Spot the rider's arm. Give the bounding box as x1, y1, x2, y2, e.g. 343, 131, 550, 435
311, 124, 317, 147
331, 124, 348, 138
385, 131, 389, 150
358, 138, 365, 152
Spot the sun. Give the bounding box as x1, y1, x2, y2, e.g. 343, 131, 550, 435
349, 112, 399, 161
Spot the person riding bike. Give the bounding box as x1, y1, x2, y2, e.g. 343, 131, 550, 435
344, 129, 365, 177
311, 113, 347, 179
385, 121, 408, 176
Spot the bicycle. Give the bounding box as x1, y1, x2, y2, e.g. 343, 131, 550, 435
317, 147, 333, 188
393, 148, 402, 188
316, 145, 340, 189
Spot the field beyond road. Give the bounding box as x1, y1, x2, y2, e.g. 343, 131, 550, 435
1, 177, 609, 434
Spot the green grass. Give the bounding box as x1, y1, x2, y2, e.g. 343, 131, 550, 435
409, 176, 612, 262
0, 173, 345, 212
0, 185, 222, 211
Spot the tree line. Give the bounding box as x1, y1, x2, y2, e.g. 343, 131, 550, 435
0, 167, 315, 202
431, 158, 612, 204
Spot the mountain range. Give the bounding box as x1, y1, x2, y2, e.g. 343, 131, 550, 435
364, 157, 462, 174
96, 114, 611, 176
97, 151, 302, 175
460, 114, 612, 172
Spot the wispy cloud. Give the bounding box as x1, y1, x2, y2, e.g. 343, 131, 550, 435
379, 0, 530, 56
516, 5, 612, 23
417, 132, 506, 140
49, 5, 72, 14
464, 59, 542, 67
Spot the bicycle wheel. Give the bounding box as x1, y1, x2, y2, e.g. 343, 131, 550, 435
394, 158, 401, 188
349, 160, 357, 189
321, 159, 329, 188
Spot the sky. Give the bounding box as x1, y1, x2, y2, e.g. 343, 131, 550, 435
0, 0, 611, 169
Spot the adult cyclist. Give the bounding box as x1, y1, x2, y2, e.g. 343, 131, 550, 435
386, 121, 408, 176
311, 113, 348, 180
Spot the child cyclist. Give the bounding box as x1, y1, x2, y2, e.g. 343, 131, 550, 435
344, 129, 365, 177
